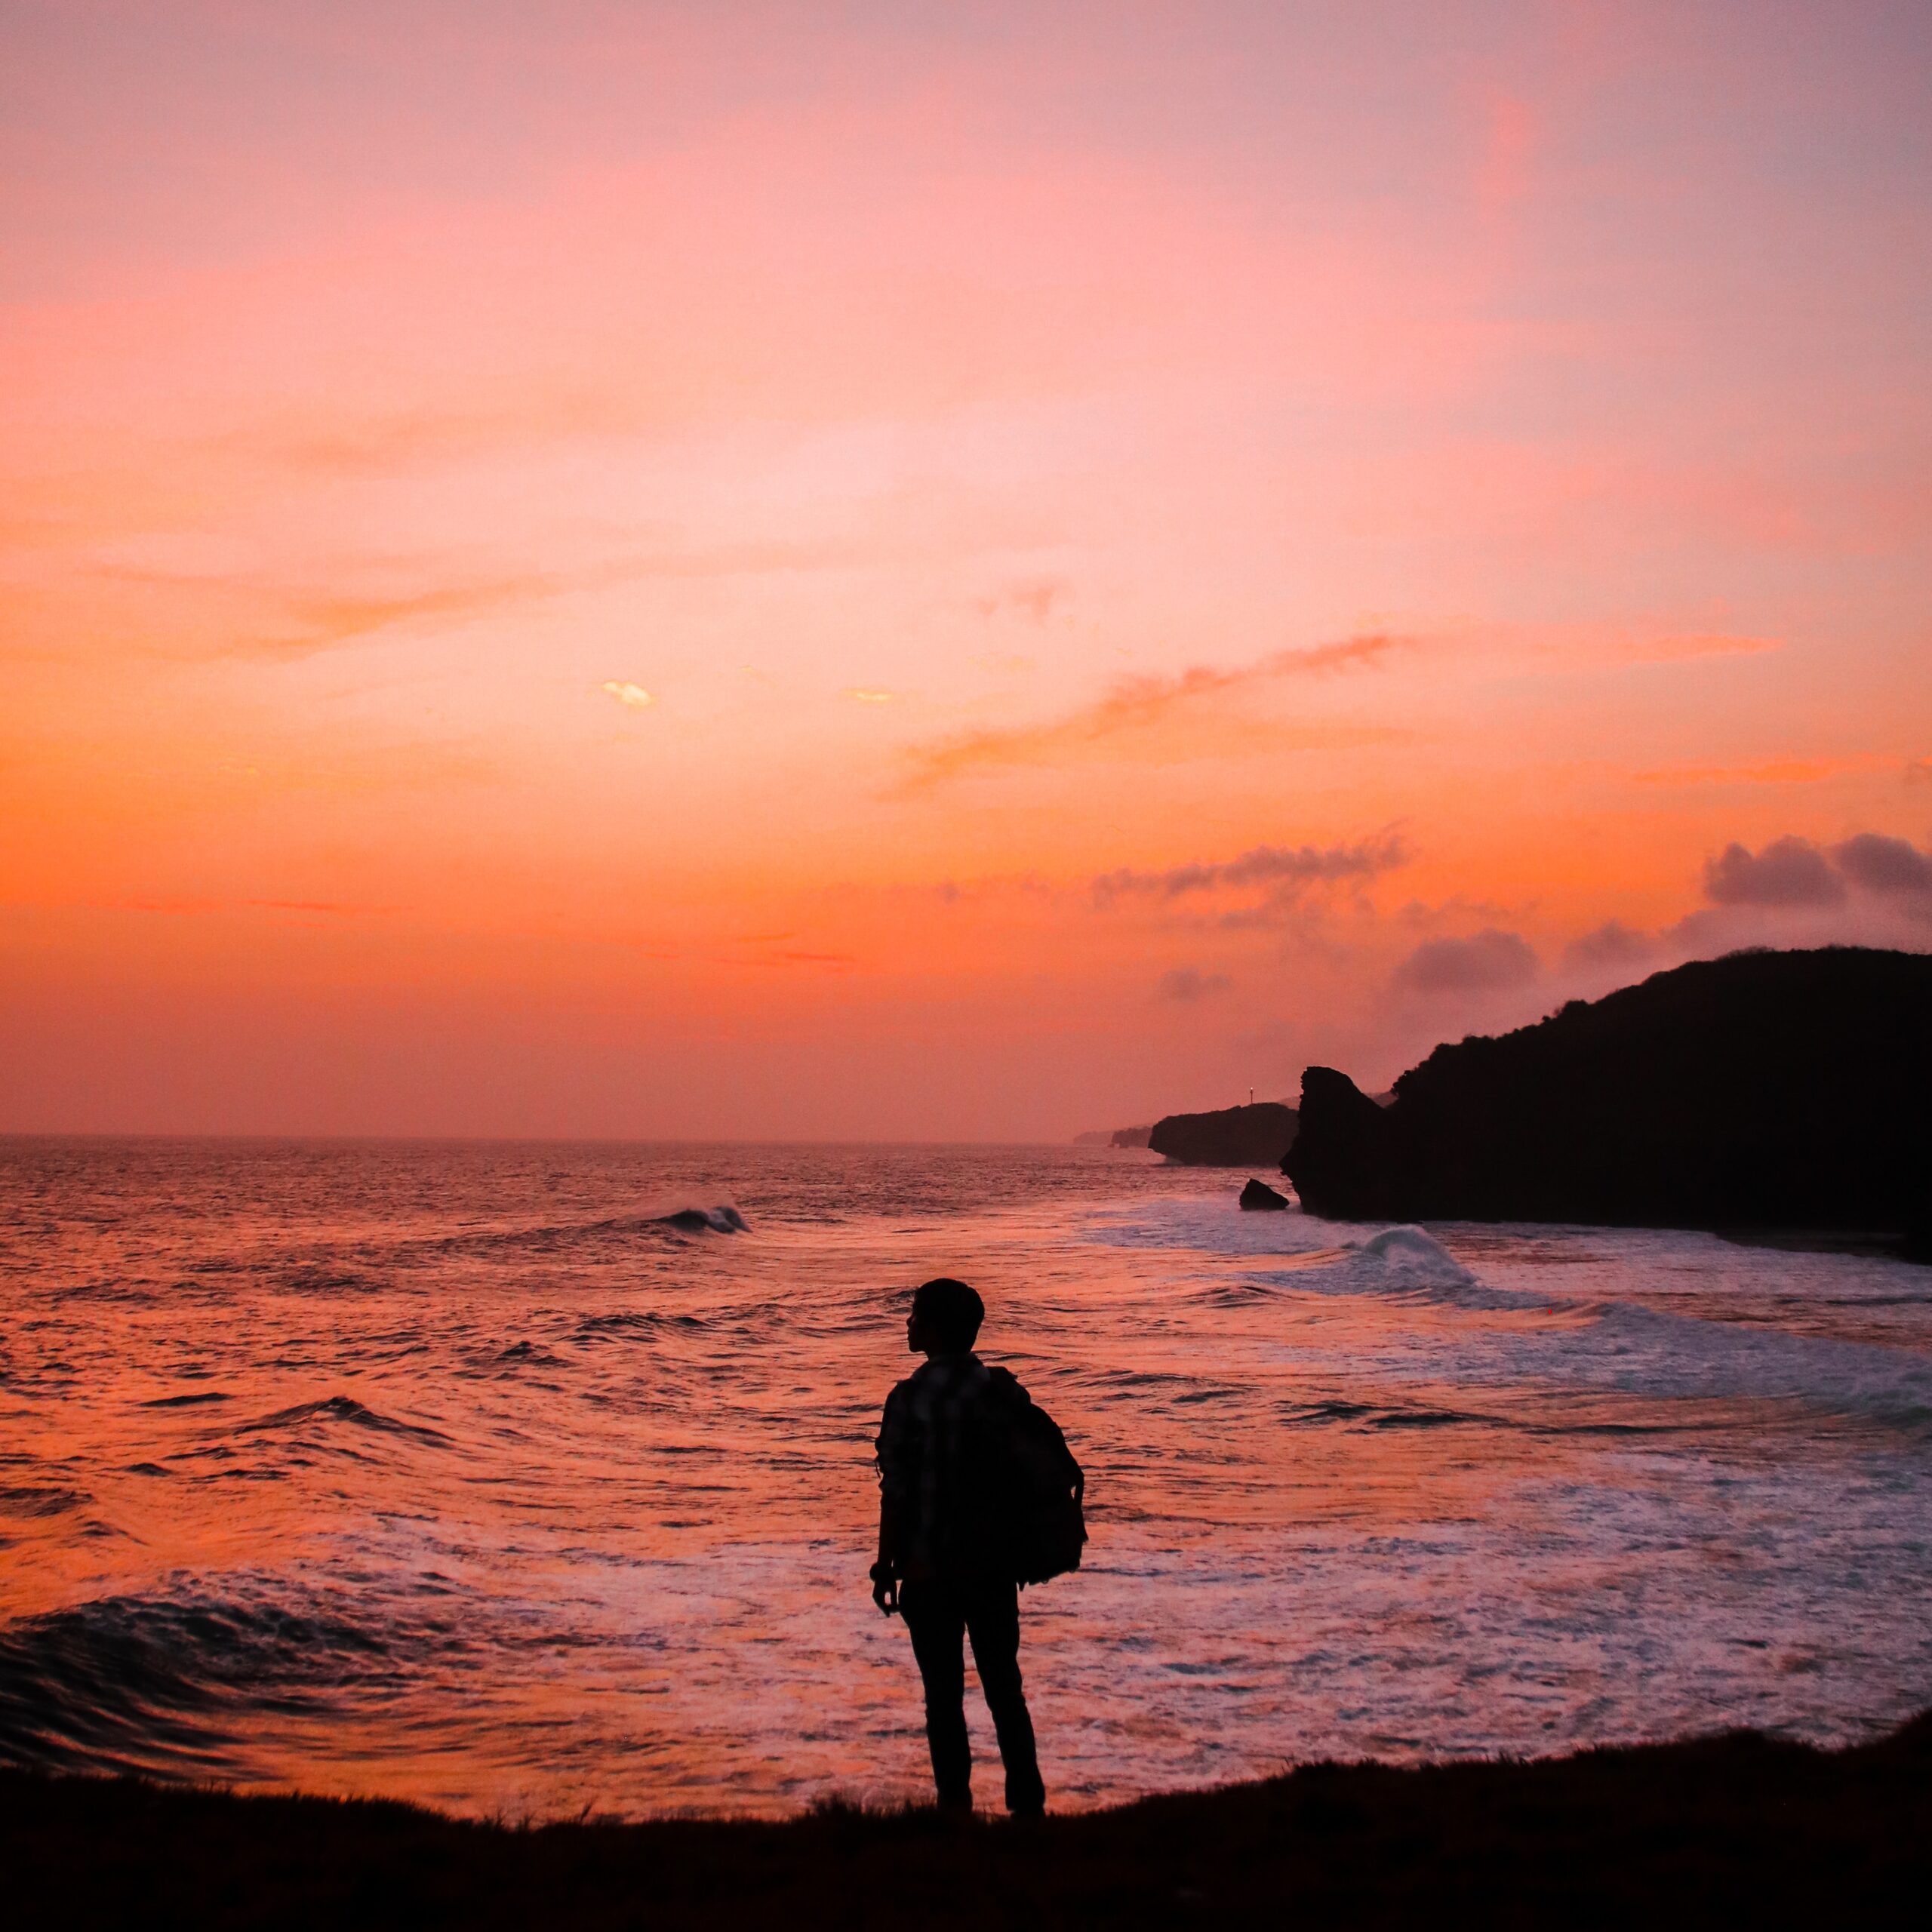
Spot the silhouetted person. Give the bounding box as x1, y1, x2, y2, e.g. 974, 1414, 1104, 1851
872, 1278, 1057, 1817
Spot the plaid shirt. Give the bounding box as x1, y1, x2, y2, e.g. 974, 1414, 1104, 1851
876, 1352, 1024, 1580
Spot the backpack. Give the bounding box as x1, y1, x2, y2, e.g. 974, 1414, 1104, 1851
980, 1370, 1087, 1586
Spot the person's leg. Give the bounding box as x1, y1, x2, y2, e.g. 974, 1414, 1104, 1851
963, 1579, 1044, 1817
899, 1580, 972, 1809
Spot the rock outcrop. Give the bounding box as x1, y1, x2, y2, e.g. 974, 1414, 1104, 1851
1238, 1178, 1289, 1211
1284, 947, 1932, 1233
1281, 1069, 1402, 1218
1110, 1124, 1155, 1149
1149, 1102, 1297, 1167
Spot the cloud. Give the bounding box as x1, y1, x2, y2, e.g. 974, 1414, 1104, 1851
1564, 919, 1658, 970
1635, 754, 1885, 786
1156, 967, 1231, 1003
1094, 834, 1409, 906
897, 632, 1409, 791
975, 577, 1068, 624
117, 897, 387, 917
222, 394, 629, 479
174, 574, 565, 659
1831, 832, 1932, 895
1473, 90, 1538, 224
600, 680, 655, 709
846, 689, 896, 703
1394, 928, 1539, 995
1619, 633, 1781, 664
85, 558, 574, 660
1703, 837, 1844, 906
109, 537, 907, 663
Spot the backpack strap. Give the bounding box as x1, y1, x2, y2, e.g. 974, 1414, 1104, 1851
983, 1365, 1031, 1407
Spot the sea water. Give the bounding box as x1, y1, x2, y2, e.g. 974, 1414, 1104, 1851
2, 1138, 1928, 1817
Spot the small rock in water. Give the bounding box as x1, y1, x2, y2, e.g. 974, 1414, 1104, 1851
1238, 1178, 1289, 1211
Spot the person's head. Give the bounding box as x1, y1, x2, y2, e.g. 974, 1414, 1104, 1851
906, 1277, 984, 1357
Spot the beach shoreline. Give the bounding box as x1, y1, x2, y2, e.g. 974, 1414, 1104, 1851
9, 1713, 1930, 1928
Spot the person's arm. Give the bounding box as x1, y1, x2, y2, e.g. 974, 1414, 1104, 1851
872, 1389, 906, 1614
871, 1489, 902, 1614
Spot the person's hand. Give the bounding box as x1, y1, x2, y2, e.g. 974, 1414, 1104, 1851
870, 1563, 899, 1615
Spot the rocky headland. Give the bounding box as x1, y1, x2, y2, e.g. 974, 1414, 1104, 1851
1149, 1101, 1297, 1166
1285, 946, 1932, 1240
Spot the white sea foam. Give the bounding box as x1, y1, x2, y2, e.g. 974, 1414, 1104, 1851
1347, 1224, 1476, 1283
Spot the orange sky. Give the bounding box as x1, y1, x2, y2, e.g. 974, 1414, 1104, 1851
4, 0, 1930, 1137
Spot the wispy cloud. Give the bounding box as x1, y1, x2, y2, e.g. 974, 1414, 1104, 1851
846, 688, 896, 703
222, 394, 627, 480
91, 568, 567, 661
896, 633, 1410, 792
1094, 834, 1409, 907
107, 537, 921, 662
117, 897, 390, 917
974, 577, 1068, 624
1635, 753, 1885, 786
1155, 966, 1231, 1002
740, 949, 858, 969
1618, 632, 1780, 664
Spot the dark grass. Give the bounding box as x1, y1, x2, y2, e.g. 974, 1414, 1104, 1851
7, 1715, 1931, 1929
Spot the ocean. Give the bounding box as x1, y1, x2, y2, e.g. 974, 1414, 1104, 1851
2, 1137, 1928, 1819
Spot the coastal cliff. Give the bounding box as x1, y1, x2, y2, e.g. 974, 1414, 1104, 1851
1149, 1102, 1297, 1166
1285, 946, 1932, 1232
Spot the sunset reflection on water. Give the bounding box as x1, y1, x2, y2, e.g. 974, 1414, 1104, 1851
2, 1140, 1929, 1817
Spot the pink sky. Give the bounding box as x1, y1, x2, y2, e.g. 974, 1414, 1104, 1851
3, 0, 1929, 1137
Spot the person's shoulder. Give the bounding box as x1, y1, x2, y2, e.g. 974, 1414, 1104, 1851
981, 1362, 1035, 1407
884, 1358, 940, 1404
877, 1374, 918, 1455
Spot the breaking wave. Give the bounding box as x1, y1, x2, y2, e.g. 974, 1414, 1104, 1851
0, 1588, 414, 1777
230, 1395, 452, 1446
1346, 1225, 1473, 1283
653, 1206, 750, 1235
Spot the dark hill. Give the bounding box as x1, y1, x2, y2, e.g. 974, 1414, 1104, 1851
1149, 1102, 1297, 1166
1285, 947, 1932, 1233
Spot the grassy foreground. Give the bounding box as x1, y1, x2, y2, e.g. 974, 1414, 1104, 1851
7, 1717, 1931, 1929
